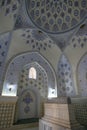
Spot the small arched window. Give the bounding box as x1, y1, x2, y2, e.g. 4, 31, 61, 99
29, 67, 37, 79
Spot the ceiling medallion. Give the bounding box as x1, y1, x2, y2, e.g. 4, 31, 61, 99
25, 0, 87, 34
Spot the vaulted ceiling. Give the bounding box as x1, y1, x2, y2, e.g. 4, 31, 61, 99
0, 0, 87, 51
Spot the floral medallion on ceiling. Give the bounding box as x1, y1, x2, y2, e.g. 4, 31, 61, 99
25, 0, 87, 34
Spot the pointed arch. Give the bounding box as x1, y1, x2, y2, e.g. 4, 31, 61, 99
57, 54, 75, 97
2, 52, 57, 98
17, 62, 48, 98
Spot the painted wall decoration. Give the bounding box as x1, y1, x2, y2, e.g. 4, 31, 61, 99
18, 89, 36, 119
77, 53, 87, 97
17, 63, 47, 119
58, 54, 75, 97
6, 28, 61, 69
23, 92, 33, 113
18, 62, 48, 98
0, 32, 11, 94
2, 52, 57, 98
21, 29, 53, 51
6, 28, 60, 66
0, 0, 20, 33
71, 35, 87, 49
25, 0, 87, 34
15, 0, 32, 29
76, 23, 87, 36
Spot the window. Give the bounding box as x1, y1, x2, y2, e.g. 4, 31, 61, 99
29, 67, 36, 79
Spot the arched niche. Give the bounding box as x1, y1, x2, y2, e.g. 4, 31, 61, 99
17, 88, 40, 120
16, 61, 48, 121
77, 53, 87, 97
2, 52, 57, 98
57, 54, 75, 97
17, 62, 48, 98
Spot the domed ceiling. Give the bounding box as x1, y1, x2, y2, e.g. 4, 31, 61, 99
25, 0, 87, 34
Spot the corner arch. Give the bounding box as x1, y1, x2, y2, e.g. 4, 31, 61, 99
77, 52, 87, 97
2, 52, 57, 98
57, 54, 75, 97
